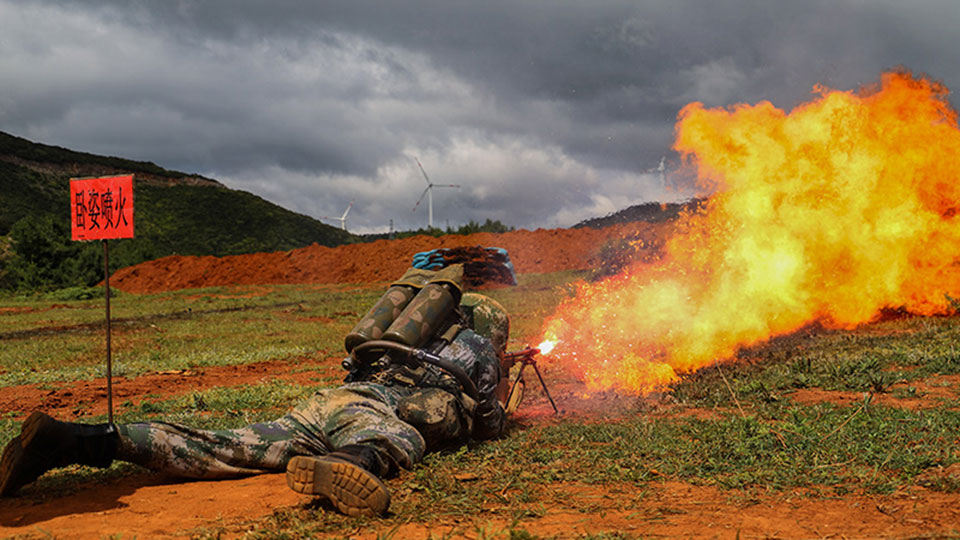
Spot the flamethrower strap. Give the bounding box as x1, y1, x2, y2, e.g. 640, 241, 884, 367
390, 264, 465, 295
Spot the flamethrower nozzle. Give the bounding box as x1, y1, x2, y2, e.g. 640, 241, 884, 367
503, 345, 559, 415
505, 346, 540, 364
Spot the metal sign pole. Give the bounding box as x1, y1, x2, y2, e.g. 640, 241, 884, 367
103, 239, 113, 424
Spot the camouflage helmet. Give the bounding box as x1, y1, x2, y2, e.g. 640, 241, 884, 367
459, 293, 509, 353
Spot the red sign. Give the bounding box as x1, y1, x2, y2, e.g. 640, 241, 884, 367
70, 175, 134, 241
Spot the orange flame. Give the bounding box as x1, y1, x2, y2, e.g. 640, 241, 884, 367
541, 70, 960, 394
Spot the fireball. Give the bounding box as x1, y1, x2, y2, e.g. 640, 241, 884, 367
540, 70, 960, 394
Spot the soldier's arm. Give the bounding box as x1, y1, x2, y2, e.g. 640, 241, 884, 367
471, 340, 506, 440
439, 328, 506, 440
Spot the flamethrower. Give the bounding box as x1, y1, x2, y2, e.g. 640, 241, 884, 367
503, 346, 559, 415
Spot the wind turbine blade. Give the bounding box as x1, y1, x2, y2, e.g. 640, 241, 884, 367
434, 184, 460, 188
341, 199, 354, 219
413, 186, 430, 212
415, 157, 431, 186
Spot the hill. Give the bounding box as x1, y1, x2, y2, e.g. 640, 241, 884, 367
0, 131, 354, 290
573, 198, 705, 229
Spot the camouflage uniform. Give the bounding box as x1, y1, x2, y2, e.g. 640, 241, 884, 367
114, 318, 505, 479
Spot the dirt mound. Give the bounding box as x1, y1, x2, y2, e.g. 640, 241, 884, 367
110, 222, 672, 293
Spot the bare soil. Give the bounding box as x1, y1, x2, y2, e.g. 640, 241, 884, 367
3, 223, 960, 539
789, 374, 960, 411
5, 472, 960, 539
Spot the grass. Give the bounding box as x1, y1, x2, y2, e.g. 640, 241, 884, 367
3, 272, 960, 538
667, 315, 960, 410
0, 283, 381, 387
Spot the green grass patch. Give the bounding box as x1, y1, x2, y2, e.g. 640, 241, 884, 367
0, 283, 381, 386
671, 314, 960, 409
412, 400, 959, 502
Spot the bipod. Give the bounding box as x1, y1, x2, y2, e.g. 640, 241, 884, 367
505, 351, 559, 415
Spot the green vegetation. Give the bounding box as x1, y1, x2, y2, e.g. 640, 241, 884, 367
0, 160, 62, 234
0, 177, 356, 292
585, 200, 710, 280
3, 271, 960, 537
673, 315, 960, 406
0, 130, 355, 292
131, 183, 355, 257
2, 213, 101, 290
0, 131, 197, 180
361, 218, 515, 242
574, 199, 705, 229
589, 233, 665, 281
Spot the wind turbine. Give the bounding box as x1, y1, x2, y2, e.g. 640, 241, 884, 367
321, 200, 354, 231
412, 157, 460, 229
647, 156, 666, 187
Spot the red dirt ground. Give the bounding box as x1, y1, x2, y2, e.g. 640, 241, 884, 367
108, 222, 668, 293
3, 223, 960, 539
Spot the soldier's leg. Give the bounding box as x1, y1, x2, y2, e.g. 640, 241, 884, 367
116, 414, 327, 478
1, 410, 330, 496
285, 383, 425, 516
288, 382, 425, 472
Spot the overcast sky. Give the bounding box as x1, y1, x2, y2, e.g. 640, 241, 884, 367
2, 1, 958, 232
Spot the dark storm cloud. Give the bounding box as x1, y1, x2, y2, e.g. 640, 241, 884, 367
2, 0, 959, 231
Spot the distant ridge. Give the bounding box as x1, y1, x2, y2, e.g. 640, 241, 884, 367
573, 198, 705, 229
0, 131, 222, 188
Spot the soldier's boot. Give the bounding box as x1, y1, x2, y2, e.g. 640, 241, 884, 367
286, 444, 392, 517
0, 411, 119, 497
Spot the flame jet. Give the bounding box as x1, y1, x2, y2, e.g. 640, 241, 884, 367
540, 70, 960, 394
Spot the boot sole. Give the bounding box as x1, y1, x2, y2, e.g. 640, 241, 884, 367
0, 436, 23, 496
286, 456, 390, 517
0, 412, 52, 496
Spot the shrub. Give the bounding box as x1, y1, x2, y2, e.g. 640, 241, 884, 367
4, 214, 100, 291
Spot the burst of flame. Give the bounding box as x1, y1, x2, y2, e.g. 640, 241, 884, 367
538, 339, 556, 355
540, 70, 960, 394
